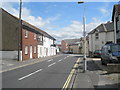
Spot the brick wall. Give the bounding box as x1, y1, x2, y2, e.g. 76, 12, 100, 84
22, 29, 38, 60
61, 40, 69, 52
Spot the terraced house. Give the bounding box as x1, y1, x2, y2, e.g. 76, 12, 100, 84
112, 4, 120, 44
1, 8, 56, 61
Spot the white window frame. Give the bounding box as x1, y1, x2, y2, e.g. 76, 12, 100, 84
25, 45, 28, 55
25, 31, 28, 38
34, 46, 37, 53
34, 33, 36, 40
38, 35, 42, 41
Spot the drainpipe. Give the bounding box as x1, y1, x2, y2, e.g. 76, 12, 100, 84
114, 11, 117, 44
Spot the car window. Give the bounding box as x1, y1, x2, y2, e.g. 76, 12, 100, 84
111, 44, 120, 52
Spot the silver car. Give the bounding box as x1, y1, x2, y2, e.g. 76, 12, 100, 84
101, 43, 120, 65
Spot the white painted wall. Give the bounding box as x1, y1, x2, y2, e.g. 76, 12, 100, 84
41, 36, 56, 57
89, 31, 114, 53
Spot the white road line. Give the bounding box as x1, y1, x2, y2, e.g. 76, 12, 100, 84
48, 62, 56, 67
64, 57, 67, 59
18, 69, 42, 81
47, 59, 53, 62
58, 59, 62, 62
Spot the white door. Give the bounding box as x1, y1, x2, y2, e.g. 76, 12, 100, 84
30, 45, 32, 59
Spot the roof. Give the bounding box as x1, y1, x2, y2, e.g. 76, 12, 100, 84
112, 4, 120, 21
88, 21, 114, 34
63, 39, 80, 45
1, 8, 56, 40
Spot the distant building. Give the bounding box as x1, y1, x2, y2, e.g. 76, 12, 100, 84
0, 8, 56, 60
112, 4, 120, 44
61, 39, 81, 54
88, 22, 114, 56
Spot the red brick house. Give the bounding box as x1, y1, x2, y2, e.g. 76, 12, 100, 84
61, 40, 69, 52
22, 21, 39, 60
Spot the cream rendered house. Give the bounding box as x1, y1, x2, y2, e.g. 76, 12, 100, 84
88, 22, 114, 56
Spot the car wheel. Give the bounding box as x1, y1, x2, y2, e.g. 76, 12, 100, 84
101, 58, 107, 65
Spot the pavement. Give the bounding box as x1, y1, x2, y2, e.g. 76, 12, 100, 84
0, 54, 62, 73
73, 58, 120, 89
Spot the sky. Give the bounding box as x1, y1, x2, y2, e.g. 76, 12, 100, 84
1, 1, 119, 44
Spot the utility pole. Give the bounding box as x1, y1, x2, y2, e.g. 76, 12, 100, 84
18, 0, 22, 61
78, 1, 87, 72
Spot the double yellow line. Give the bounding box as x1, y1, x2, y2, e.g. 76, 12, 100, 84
62, 58, 80, 90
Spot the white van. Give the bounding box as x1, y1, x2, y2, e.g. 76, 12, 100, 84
101, 43, 120, 65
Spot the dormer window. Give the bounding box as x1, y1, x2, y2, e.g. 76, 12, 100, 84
25, 30, 28, 38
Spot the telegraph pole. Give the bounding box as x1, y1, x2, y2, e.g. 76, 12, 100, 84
18, 0, 22, 61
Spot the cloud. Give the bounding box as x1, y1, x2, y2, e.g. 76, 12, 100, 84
45, 18, 106, 44
2, 2, 107, 44
2, 2, 60, 29
99, 8, 109, 15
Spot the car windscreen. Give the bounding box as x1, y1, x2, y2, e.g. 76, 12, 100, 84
111, 44, 120, 52
95, 50, 101, 53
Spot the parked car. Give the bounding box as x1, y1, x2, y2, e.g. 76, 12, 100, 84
93, 50, 101, 58
101, 43, 120, 65
63, 51, 73, 54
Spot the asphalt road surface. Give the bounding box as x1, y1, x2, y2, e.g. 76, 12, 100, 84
2, 54, 79, 88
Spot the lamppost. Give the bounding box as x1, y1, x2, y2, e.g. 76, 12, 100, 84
78, 1, 87, 72
18, 0, 22, 61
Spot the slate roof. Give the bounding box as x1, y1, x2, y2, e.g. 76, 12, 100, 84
63, 39, 80, 45
88, 21, 114, 34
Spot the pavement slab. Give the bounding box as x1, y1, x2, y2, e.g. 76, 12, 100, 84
73, 58, 119, 89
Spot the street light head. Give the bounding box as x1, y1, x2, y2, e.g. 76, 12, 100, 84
78, 1, 84, 4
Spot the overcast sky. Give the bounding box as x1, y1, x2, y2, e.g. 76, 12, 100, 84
1, 1, 118, 44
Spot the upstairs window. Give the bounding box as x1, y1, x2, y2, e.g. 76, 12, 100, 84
25, 31, 28, 38
95, 33, 99, 40
34, 33, 36, 40
38, 35, 43, 41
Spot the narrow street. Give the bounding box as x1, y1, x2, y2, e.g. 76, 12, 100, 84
2, 54, 78, 88
2, 54, 119, 89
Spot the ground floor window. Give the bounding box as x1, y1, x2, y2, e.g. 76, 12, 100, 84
25, 45, 28, 55
34, 46, 37, 53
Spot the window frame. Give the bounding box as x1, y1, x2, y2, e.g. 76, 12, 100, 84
34, 33, 36, 40
25, 45, 28, 55
25, 30, 28, 38
34, 45, 37, 54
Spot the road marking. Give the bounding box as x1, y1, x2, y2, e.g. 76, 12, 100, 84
0, 60, 43, 73
62, 58, 80, 89
18, 69, 42, 81
48, 62, 56, 67
64, 57, 66, 59
47, 59, 53, 62
58, 59, 62, 62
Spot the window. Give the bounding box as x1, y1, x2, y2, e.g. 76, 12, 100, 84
34, 33, 36, 40
25, 31, 28, 38
95, 33, 99, 39
38, 35, 42, 41
34, 46, 37, 53
25, 45, 28, 55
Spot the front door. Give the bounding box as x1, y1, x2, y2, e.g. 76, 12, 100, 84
30, 45, 32, 59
